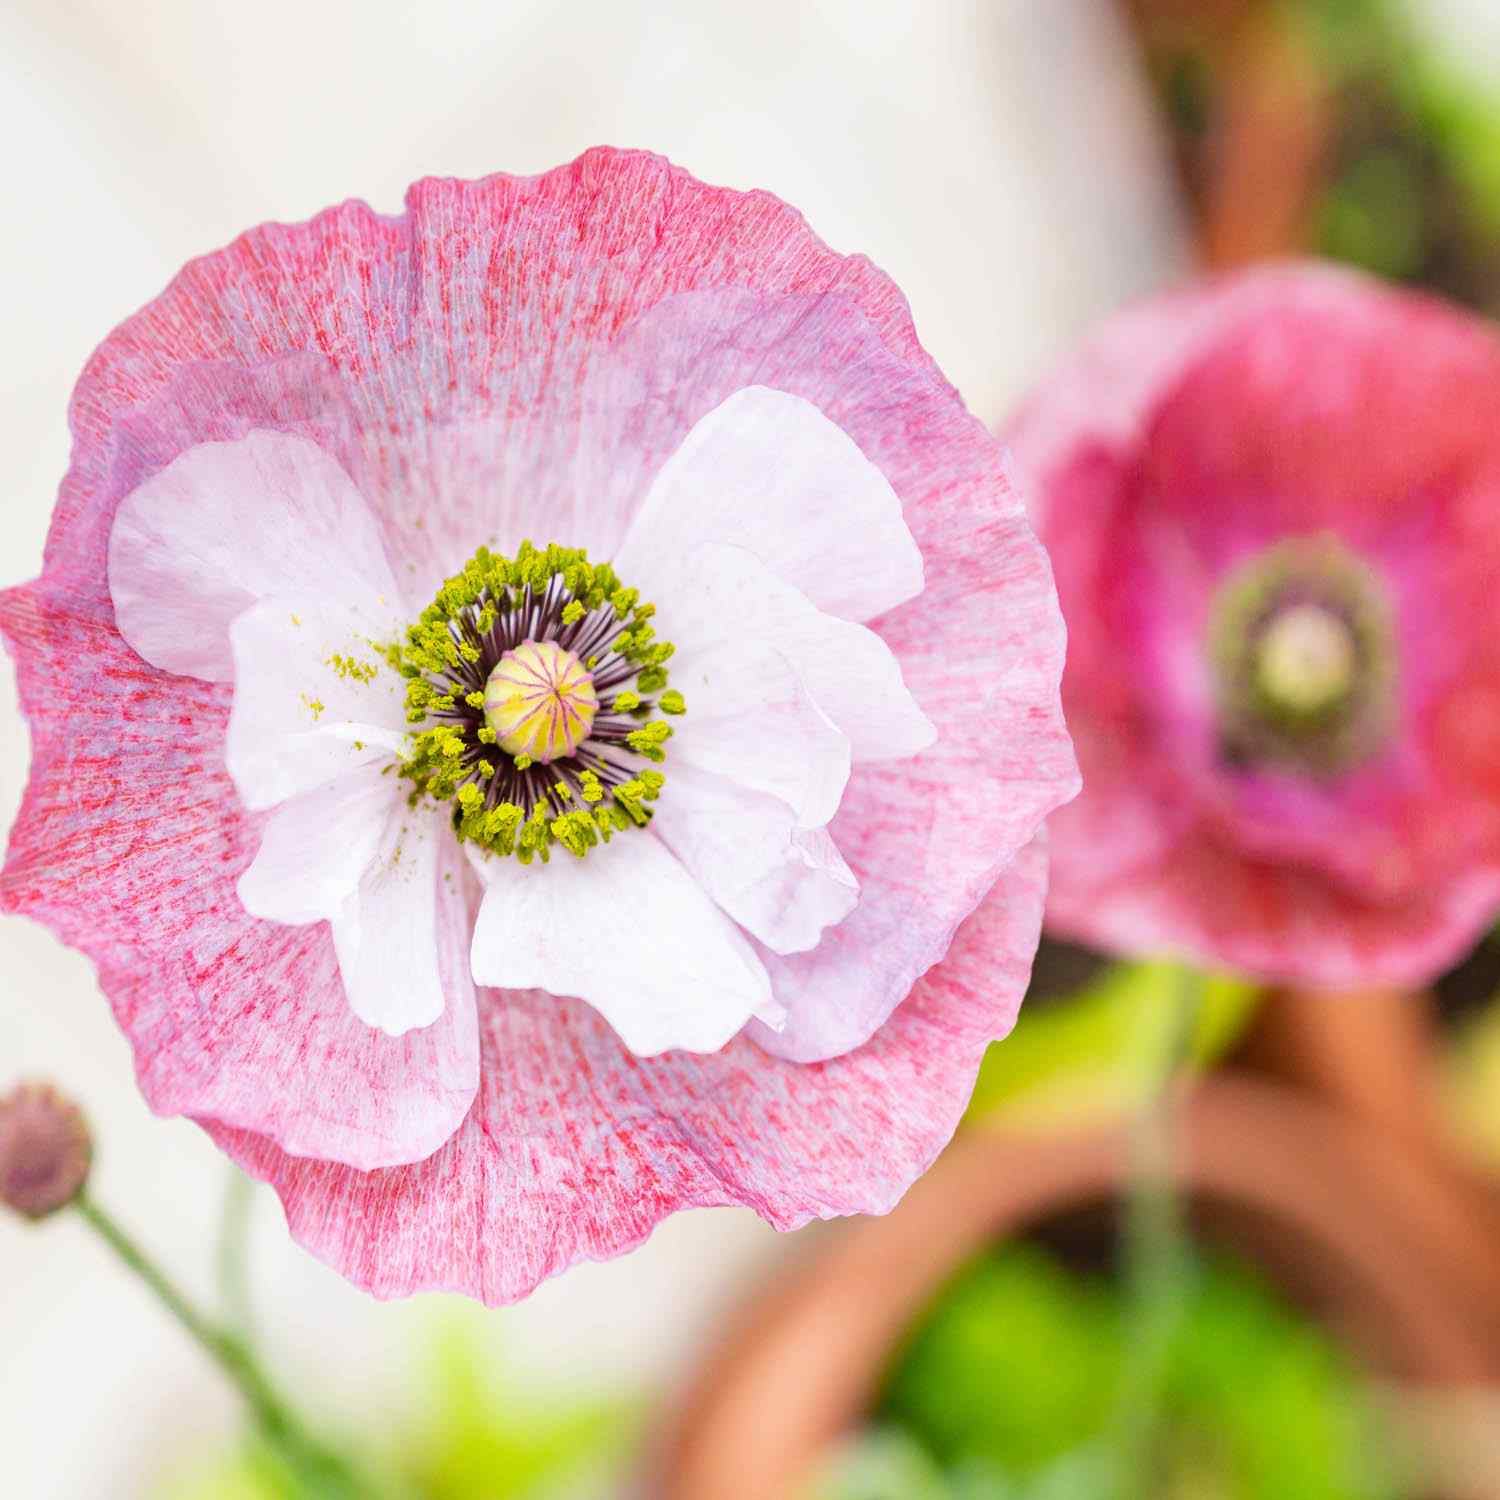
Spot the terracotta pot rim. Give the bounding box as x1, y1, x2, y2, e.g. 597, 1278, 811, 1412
654, 1073, 1500, 1500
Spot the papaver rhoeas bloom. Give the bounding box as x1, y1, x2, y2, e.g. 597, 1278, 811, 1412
1009, 262, 1500, 987
0, 151, 1076, 1303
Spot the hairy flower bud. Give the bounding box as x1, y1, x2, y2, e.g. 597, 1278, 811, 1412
0, 1082, 92, 1219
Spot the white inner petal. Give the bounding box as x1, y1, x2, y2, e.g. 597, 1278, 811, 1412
109, 431, 402, 681
649, 762, 859, 955
237, 764, 400, 925
226, 592, 409, 811
467, 834, 782, 1056
330, 797, 450, 1036
614, 385, 924, 624
668, 542, 935, 764
668, 645, 851, 830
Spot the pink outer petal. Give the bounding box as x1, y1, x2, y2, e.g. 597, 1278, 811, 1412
206, 835, 1049, 1307
6, 148, 1070, 1188
0, 582, 479, 1170
1008, 261, 1500, 985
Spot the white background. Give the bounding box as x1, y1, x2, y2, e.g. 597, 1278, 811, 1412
0, 2, 1487, 1495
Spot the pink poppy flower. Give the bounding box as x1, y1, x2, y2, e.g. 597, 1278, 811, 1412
1009, 262, 1500, 988
1, 150, 1076, 1303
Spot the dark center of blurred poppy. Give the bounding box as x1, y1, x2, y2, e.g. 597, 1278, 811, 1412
1208, 536, 1395, 775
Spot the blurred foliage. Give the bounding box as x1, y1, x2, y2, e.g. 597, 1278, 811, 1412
155, 1315, 633, 1500
817, 1244, 1400, 1500
964, 958, 1259, 1129
1443, 952, 1500, 1173
814, 1429, 1118, 1500
401, 1316, 632, 1500
1142, 0, 1500, 311
1301, 0, 1500, 299
1429, 927, 1500, 1171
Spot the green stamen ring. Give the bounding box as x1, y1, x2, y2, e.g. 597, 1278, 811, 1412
1208, 534, 1395, 774
389, 542, 684, 863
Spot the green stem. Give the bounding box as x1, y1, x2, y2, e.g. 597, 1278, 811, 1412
75, 1193, 372, 1499
1110, 967, 1204, 1498
218, 1166, 257, 1344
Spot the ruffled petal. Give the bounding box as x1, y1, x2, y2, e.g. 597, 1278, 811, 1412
208, 834, 1049, 1306
467, 833, 780, 1056
664, 542, 934, 762
108, 431, 401, 681
225, 593, 408, 811
649, 761, 859, 955
0, 585, 478, 1168
613, 386, 923, 624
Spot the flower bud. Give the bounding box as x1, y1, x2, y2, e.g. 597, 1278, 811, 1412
0, 1082, 92, 1219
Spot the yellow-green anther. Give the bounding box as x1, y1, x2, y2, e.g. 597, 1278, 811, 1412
613, 691, 641, 713
626, 720, 672, 762
659, 690, 685, 715
327, 653, 379, 684
562, 600, 585, 625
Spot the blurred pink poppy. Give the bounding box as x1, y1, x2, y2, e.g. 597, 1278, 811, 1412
1010, 262, 1500, 987
0, 150, 1076, 1303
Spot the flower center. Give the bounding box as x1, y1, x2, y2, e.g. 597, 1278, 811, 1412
1207, 535, 1395, 774
390, 542, 686, 863
1253, 603, 1357, 718
484, 639, 598, 762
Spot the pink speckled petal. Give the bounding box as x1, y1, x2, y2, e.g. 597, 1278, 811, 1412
0, 584, 479, 1168
650, 761, 859, 955
209, 832, 1048, 1306
467, 834, 779, 1056
226, 593, 408, 811
614, 386, 923, 623
109, 431, 401, 682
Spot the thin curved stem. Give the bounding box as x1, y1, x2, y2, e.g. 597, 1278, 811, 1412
217, 1165, 258, 1344
1110, 966, 1204, 1498
75, 1193, 373, 1498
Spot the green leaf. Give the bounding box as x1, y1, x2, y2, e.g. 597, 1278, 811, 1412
964, 961, 1259, 1128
